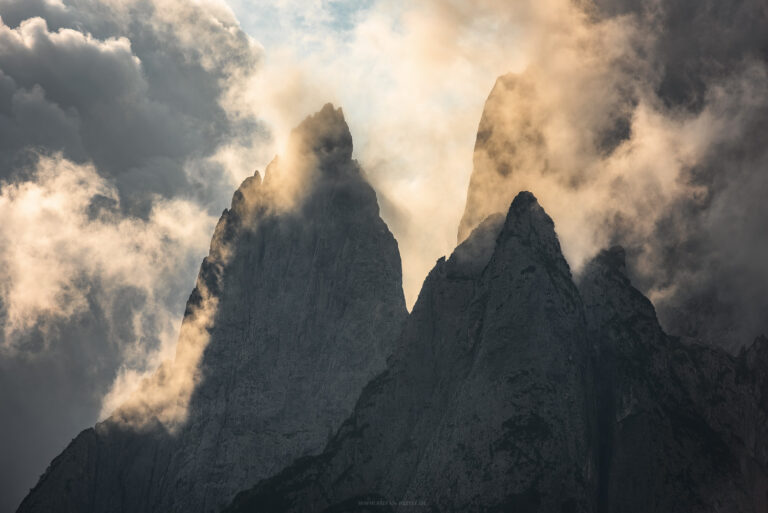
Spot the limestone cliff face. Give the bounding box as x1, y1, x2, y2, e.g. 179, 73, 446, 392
16, 99, 768, 513
580, 247, 768, 513
226, 198, 768, 513
16, 104, 407, 513
226, 192, 598, 513
457, 73, 541, 244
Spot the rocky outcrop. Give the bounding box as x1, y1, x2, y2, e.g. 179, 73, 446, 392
17, 99, 768, 513
226, 191, 598, 513
16, 104, 407, 513
580, 246, 768, 512
226, 198, 768, 513
457, 73, 542, 244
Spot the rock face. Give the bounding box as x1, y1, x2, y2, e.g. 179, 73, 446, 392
580, 246, 768, 513
226, 192, 598, 512
457, 73, 539, 244
225, 195, 768, 513
16, 104, 407, 513
16, 99, 768, 513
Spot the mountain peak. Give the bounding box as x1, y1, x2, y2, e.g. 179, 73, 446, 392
287, 103, 353, 172
16, 104, 406, 513
504, 191, 554, 232
496, 190, 569, 276
510, 189, 538, 207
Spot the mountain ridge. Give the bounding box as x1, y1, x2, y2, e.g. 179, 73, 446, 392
17, 103, 407, 513
16, 100, 768, 513
224, 192, 768, 512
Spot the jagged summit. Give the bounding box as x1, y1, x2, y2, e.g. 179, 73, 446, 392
17, 105, 406, 513
225, 191, 768, 513
226, 192, 595, 513
286, 103, 353, 172
500, 191, 569, 271
450, 191, 565, 277
457, 73, 542, 243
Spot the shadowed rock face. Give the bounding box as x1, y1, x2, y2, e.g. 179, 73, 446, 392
16, 104, 407, 513
226, 192, 599, 513
16, 101, 768, 513
580, 247, 768, 513
225, 197, 768, 513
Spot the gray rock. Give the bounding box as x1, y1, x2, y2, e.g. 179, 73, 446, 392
226, 191, 598, 513
16, 104, 407, 513
226, 200, 768, 513
17, 99, 768, 513
581, 246, 768, 513
457, 73, 538, 244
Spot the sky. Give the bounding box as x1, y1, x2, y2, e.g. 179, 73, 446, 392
0, 0, 767, 511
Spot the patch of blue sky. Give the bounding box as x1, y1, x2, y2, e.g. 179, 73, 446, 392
227, 0, 376, 54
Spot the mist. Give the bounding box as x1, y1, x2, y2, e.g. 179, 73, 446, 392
1, 0, 766, 511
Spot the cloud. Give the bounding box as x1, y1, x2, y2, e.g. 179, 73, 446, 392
0, 154, 219, 511
0, 154, 216, 352
1, 0, 766, 509
0, 0, 264, 510
0, 0, 266, 212
456, 0, 768, 350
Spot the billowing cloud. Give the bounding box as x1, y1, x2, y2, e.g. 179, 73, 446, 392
457, 0, 768, 350
0, 0, 266, 211
2, 0, 767, 511
0, 1, 264, 510
228, 0, 767, 349
0, 154, 216, 352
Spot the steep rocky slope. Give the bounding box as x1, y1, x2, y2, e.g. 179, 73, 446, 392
226, 194, 768, 513
581, 247, 768, 512
16, 104, 407, 513
226, 192, 598, 513
16, 99, 768, 513
457, 73, 537, 244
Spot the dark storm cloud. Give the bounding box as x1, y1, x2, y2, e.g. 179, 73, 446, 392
594, 0, 768, 349
0, 0, 265, 212
593, 0, 768, 107
0, 1, 264, 510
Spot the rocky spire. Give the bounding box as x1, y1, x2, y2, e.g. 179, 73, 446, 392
580, 245, 768, 513
228, 197, 768, 513
17, 105, 407, 513
457, 74, 545, 243
227, 192, 597, 512
287, 103, 353, 170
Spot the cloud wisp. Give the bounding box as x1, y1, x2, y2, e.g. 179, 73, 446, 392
0, 1, 264, 509
457, 0, 768, 350
1, 0, 767, 510
229, 0, 767, 349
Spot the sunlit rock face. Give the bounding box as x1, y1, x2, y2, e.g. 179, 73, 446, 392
16, 104, 407, 513
225, 194, 768, 513
457, 73, 544, 245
